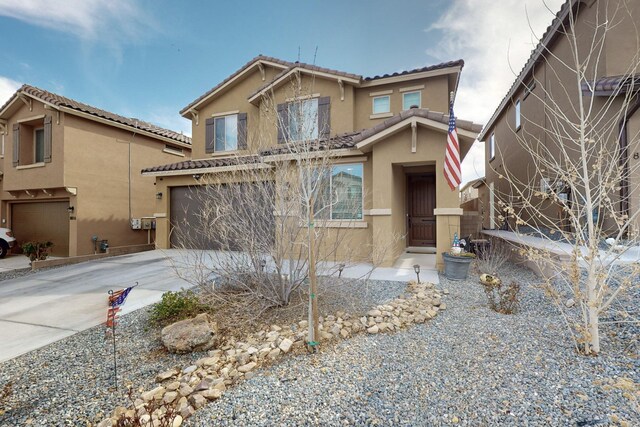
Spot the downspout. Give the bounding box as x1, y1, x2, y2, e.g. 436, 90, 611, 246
619, 92, 640, 220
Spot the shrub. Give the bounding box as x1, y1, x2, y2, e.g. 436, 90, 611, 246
480, 276, 521, 314
474, 237, 511, 276
21, 241, 53, 261
149, 289, 208, 325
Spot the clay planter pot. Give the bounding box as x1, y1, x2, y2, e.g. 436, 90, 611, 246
442, 252, 475, 281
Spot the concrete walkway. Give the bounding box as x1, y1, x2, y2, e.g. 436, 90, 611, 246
0, 249, 436, 363
0, 254, 32, 272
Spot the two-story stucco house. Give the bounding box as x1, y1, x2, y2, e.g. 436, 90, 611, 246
143, 56, 481, 267
479, 0, 640, 233
0, 85, 192, 256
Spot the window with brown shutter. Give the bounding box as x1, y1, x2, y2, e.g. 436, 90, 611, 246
318, 96, 330, 140
12, 123, 19, 166
205, 117, 215, 153
237, 113, 248, 150
43, 115, 52, 163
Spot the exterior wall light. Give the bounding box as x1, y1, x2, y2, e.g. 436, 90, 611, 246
67, 206, 75, 214
156, 192, 163, 200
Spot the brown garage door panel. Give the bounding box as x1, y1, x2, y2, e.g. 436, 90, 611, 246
170, 183, 275, 250
12, 202, 70, 257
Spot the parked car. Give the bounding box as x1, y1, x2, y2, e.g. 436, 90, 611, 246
0, 228, 16, 258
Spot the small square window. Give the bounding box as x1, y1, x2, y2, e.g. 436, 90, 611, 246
402, 91, 421, 110
515, 100, 521, 130
372, 96, 390, 114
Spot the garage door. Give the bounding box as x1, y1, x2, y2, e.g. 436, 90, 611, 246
12, 202, 70, 257
170, 183, 274, 250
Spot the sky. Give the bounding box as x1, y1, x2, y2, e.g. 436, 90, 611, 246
0, 0, 564, 185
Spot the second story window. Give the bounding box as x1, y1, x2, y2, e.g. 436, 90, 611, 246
372, 96, 390, 114
205, 113, 247, 154
289, 98, 318, 141
215, 114, 238, 151
12, 115, 52, 167
515, 100, 521, 130
277, 96, 330, 144
34, 128, 45, 163
402, 91, 421, 110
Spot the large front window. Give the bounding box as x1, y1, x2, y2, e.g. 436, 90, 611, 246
314, 163, 363, 220
214, 114, 238, 151
289, 98, 318, 141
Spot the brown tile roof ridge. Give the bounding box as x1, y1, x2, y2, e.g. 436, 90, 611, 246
351, 108, 482, 143
259, 131, 361, 156
478, 0, 574, 140
248, 62, 363, 100
363, 59, 465, 81
179, 55, 295, 115
142, 154, 262, 173
7, 84, 191, 145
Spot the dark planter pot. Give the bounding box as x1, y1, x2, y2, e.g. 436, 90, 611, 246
442, 252, 474, 281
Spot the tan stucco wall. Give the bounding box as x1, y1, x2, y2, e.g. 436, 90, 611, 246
1, 96, 191, 257
3, 101, 65, 191
189, 64, 283, 158
62, 114, 188, 255
354, 74, 451, 131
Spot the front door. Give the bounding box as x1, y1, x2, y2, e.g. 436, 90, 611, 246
408, 174, 436, 246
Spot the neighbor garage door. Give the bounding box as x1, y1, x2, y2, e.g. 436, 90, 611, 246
12, 202, 70, 257
170, 183, 274, 250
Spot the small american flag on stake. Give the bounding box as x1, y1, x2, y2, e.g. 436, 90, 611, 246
444, 98, 461, 191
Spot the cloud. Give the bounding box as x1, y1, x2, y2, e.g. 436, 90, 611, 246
429, 0, 564, 184
0, 76, 21, 106
145, 109, 192, 138
0, 0, 155, 43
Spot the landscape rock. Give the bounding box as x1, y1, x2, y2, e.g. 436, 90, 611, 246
155, 368, 180, 383
161, 313, 218, 353
238, 362, 257, 373
279, 338, 294, 353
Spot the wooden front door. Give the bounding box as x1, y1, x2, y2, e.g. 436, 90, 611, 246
408, 174, 436, 246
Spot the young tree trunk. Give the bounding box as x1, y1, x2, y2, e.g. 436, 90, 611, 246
307, 199, 319, 352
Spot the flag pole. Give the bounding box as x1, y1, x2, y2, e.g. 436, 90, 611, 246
108, 289, 118, 391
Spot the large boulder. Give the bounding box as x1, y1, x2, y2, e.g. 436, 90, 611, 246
161, 313, 218, 353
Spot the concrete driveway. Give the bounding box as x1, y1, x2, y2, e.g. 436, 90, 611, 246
0, 250, 193, 363
0, 249, 438, 363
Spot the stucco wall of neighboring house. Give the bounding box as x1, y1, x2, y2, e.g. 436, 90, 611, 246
483, 1, 634, 232
626, 108, 640, 234
3, 100, 65, 192
603, 0, 640, 77
62, 114, 188, 256
353, 74, 451, 131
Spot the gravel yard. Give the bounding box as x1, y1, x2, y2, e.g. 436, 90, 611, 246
186, 263, 638, 426
0, 261, 637, 426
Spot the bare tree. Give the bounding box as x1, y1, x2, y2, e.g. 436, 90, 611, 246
493, 0, 640, 354
170, 70, 388, 349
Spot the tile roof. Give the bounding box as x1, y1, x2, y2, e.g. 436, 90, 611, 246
179, 55, 294, 115
185, 55, 465, 111
142, 154, 262, 174
2, 84, 191, 145
143, 108, 482, 174
581, 73, 640, 95
363, 59, 464, 81
248, 62, 363, 100
478, 0, 575, 140
259, 132, 362, 156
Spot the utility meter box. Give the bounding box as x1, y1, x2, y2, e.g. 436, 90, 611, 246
141, 217, 155, 230
131, 218, 141, 230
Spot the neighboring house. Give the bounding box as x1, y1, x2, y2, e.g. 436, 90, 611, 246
0, 85, 192, 256
143, 55, 481, 267
478, 0, 640, 231
460, 178, 486, 238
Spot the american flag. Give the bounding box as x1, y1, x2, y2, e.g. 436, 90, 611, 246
109, 286, 133, 308
444, 102, 461, 191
